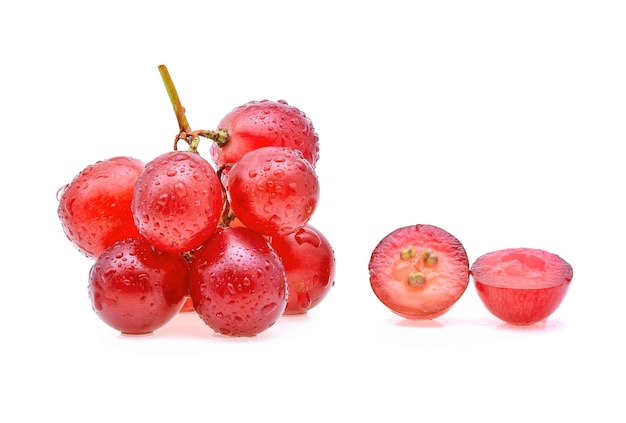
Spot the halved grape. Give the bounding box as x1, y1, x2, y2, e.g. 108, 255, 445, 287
471, 247, 573, 325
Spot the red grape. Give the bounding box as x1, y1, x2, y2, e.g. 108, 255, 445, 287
57, 156, 144, 259
88, 235, 188, 334
270, 225, 335, 314
132, 150, 223, 253
188, 227, 288, 337
471, 247, 573, 325
210, 99, 319, 168
226, 146, 320, 237
369, 224, 470, 320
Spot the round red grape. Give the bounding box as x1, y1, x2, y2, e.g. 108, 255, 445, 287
132, 150, 223, 253
270, 225, 335, 314
57, 156, 144, 259
210, 99, 319, 168
227, 146, 320, 237
188, 227, 288, 337
88, 235, 188, 334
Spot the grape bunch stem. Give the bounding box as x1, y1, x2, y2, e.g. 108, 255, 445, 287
158, 64, 228, 152
158, 64, 236, 229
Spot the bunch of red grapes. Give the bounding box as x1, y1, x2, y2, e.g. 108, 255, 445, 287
57, 65, 335, 337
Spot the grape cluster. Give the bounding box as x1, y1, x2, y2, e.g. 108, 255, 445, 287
57, 65, 336, 337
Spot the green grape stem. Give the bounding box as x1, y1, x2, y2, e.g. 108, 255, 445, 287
158, 64, 229, 152
158, 65, 192, 134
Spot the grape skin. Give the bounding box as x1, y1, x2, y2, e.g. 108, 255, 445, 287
88, 235, 188, 334
132, 150, 223, 254
271, 225, 336, 314
227, 146, 320, 237
210, 99, 320, 169
57, 156, 144, 259
188, 227, 288, 337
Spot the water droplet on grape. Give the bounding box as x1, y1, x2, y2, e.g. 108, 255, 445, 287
102, 268, 117, 281
174, 181, 187, 197
92, 295, 104, 311
297, 292, 312, 310
56, 184, 68, 201
284, 204, 295, 217
157, 193, 169, 206
270, 215, 281, 226
248, 169, 258, 178
294, 228, 321, 247
166, 169, 178, 177
227, 283, 236, 295
261, 303, 277, 314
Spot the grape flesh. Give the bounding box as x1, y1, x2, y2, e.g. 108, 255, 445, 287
227, 146, 320, 237
271, 225, 336, 314
210, 99, 319, 168
132, 150, 223, 254
369, 224, 470, 320
88, 235, 188, 334
188, 227, 288, 337
57, 156, 144, 259
471, 248, 573, 324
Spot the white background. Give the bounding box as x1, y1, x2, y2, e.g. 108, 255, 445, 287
1, 1, 624, 421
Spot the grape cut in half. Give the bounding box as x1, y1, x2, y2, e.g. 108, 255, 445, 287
471, 247, 573, 325
368, 224, 470, 320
